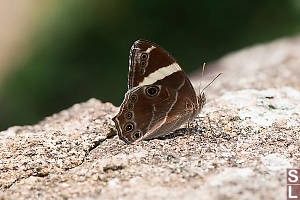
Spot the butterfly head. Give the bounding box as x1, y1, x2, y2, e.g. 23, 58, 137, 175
197, 72, 223, 111
197, 92, 206, 111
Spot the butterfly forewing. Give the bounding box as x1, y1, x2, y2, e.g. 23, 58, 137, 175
128, 40, 178, 89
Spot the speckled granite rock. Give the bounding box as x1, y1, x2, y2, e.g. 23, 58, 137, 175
0, 36, 299, 200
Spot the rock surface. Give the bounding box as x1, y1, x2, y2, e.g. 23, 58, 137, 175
1, 36, 300, 200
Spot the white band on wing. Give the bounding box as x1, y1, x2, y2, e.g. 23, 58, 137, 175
138, 62, 182, 86
145, 46, 156, 53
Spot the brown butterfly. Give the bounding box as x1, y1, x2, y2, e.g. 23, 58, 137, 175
112, 40, 206, 144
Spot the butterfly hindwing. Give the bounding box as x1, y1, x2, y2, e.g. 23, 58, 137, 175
113, 84, 195, 144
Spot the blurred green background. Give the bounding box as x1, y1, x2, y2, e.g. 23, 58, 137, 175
0, 0, 300, 131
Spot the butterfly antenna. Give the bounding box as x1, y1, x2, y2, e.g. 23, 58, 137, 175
202, 62, 206, 79
198, 62, 206, 95
200, 72, 223, 95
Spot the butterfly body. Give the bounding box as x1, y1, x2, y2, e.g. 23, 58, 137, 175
113, 40, 206, 144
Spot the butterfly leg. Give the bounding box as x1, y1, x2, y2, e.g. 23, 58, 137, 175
206, 114, 215, 137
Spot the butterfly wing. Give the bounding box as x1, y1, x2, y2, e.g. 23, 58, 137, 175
113, 40, 202, 143
113, 84, 197, 144
128, 40, 190, 89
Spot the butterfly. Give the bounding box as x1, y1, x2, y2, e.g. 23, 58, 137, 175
112, 40, 206, 144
